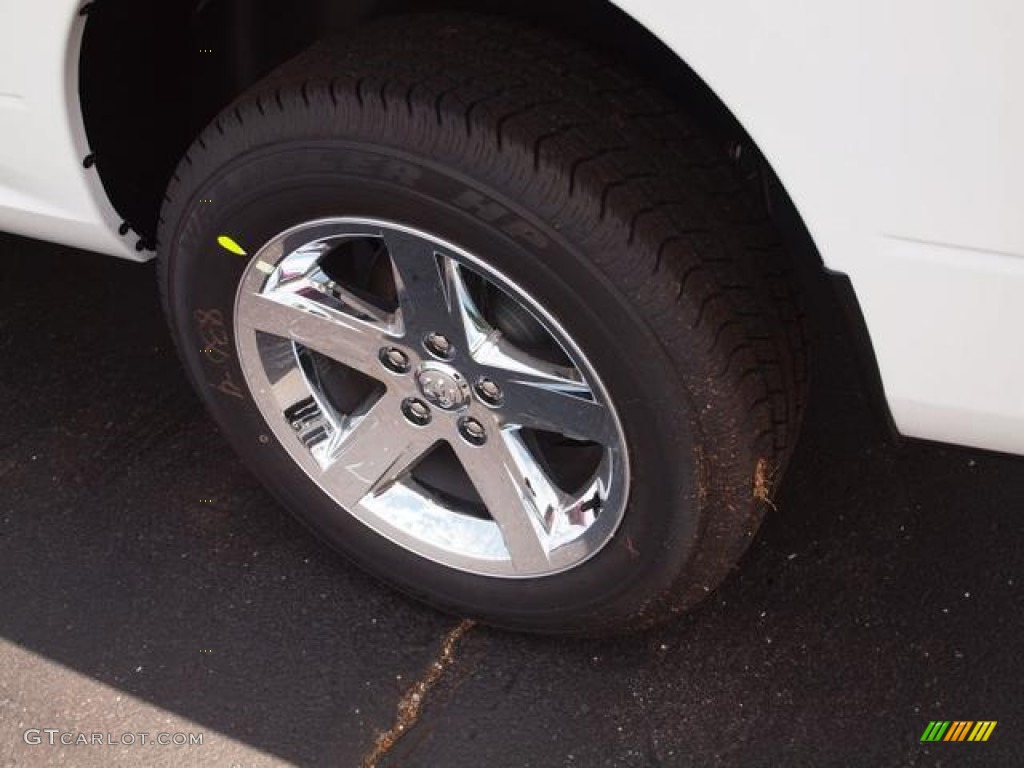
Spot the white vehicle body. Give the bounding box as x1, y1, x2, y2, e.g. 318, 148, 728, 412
2, 0, 1022, 455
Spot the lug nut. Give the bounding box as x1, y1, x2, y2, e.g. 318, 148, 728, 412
459, 417, 487, 446
401, 398, 432, 426
379, 346, 411, 374
475, 377, 503, 407
424, 332, 453, 359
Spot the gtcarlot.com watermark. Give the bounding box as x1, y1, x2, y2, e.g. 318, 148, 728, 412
23, 729, 203, 747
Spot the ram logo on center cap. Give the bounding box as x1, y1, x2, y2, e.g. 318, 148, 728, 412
416, 364, 469, 411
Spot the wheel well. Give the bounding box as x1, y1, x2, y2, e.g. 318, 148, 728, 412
80, 0, 790, 244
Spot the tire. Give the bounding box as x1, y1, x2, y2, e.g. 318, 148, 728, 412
157, 14, 807, 635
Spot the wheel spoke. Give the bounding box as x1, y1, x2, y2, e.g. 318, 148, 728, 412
319, 396, 438, 510
270, 236, 395, 327
236, 290, 388, 379
468, 332, 614, 444
471, 328, 578, 380
383, 230, 488, 350
453, 427, 569, 572
291, 271, 393, 328
499, 374, 616, 445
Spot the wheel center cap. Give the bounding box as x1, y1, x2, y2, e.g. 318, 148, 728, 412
415, 363, 470, 411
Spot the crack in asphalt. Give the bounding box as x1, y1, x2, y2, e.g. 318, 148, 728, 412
360, 619, 475, 768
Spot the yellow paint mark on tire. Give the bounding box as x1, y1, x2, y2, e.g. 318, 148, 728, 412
217, 235, 247, 256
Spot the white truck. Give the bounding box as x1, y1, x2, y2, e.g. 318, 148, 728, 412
2, 0, 1019, 634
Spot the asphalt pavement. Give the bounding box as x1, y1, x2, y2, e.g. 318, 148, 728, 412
0, 232, 1021, 767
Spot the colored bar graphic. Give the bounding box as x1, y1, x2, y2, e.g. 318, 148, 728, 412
968, 722, 997, 742
944, 721, 972, 741
921, 721, 950, 742
921, 721, 996, 742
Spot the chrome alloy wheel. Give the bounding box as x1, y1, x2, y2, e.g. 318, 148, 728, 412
234, 218, 629, 577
